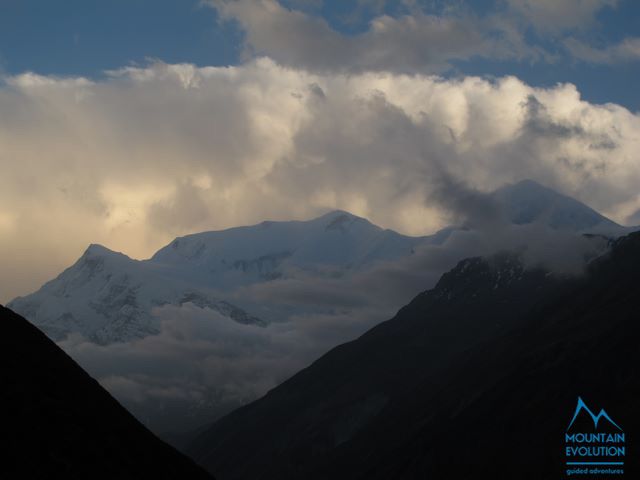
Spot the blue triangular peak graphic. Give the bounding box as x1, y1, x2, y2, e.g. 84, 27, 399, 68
567, 397, 623, 432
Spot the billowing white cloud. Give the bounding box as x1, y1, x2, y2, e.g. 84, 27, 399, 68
1, 58, 640, 304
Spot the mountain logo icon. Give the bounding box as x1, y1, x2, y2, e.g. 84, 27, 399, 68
567, 397, 623, 432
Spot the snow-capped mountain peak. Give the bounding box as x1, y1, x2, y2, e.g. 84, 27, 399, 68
8, 241, 265, 344
493, 179, 620, 232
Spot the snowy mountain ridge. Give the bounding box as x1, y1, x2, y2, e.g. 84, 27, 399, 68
152, 210, 431, 284
8, 210, 431, 344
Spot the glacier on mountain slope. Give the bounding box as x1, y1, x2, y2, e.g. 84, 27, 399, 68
8, 210, 433, 344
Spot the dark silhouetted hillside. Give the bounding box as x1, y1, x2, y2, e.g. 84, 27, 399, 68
189, 232, 640, 479
0, 305, 212, 479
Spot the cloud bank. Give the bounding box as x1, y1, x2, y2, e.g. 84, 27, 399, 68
59, 302, 389, 432
1, 59, 640, 304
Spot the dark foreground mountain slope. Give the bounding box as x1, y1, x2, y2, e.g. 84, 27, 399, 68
0, 305, 212, 479
189, 232, 640, 480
